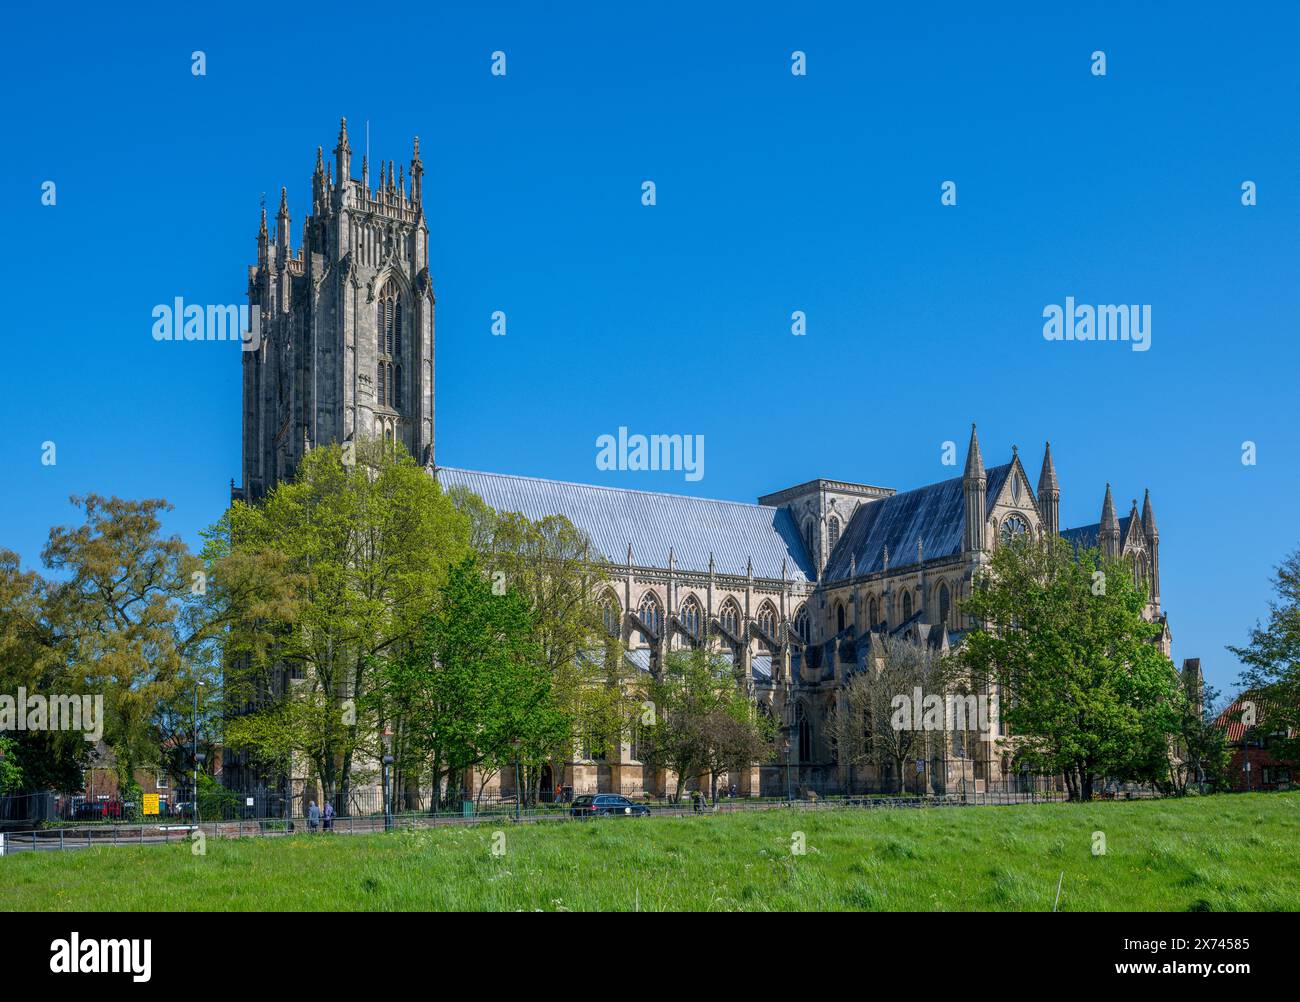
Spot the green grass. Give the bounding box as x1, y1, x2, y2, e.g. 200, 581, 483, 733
2, 793, 1296, 911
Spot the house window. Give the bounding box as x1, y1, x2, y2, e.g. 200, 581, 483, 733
156, 774, 169, 789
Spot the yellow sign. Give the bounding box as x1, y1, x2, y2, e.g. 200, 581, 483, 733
142, 794, 160, 816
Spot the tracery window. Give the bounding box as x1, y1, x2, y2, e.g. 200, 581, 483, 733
680, 596, 702, 639
637, 593, 663, 637
793, 604, 810, 644
1000, 514, 1029, 545
719, 599, 741, 637
377, 286, 403, 410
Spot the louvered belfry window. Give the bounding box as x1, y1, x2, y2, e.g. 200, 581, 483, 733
377, 288, 402, 411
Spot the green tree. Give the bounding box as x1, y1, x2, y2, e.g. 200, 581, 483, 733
957, 534, 1182, 801
40, 496, 209, 791
446, 489, 631, 803
217, 441, 469, 810
370, 556, 558, 808
0, 735, 22, 794
637, 649, 769, 802
1227, 545, 1300, 762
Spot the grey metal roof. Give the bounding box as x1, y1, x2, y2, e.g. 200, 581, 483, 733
823, 464, 1012, 581
436, 467, 813, 580
751, 654, 773, 683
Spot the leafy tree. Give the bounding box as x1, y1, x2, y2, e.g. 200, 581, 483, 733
956, 534, 1182, 801
0, 735, 22, 794
370, 556, 558, 808
1227, 545, 1300, 762
217, 441, 469, 810
0, 549, 89, 791
446, 489, 632, 803
40, 496, 209, 791
637, 649, 770, 802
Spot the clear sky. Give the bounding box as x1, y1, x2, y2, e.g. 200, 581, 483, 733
2, 2, 1297, 697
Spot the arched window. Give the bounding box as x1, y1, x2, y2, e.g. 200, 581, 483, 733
757, 602, 777, 648
793, 604, 810, 644
377, 285, 403, 412
680, 596, 702, 639
937, 581, 951, 626
803, 517, 815, 557
835, 602, 846, 633
797, 710, 812, 763
902, 590, 913, 622
869, 596, 879, 629
719, 599, 741, 637
1000, 514, 1029, 545
637, 593, 662, 638
827, 515, 841, 550
601, 593, 621, 638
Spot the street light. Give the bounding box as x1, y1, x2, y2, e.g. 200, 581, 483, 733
381, 727, 394, 832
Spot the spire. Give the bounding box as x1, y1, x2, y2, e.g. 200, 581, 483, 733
275, 186, 290, 259
387, 159, 395, 194
334, 116, 352, 181
1101, 483, 1118, 529
314, 145, 324, 177
1037, 441, 1060, 536
962, 423, 988, 555
1141, 488, 1158, 538
411, 135, 424, 205
362, 154, 369, 191
1128, 497, 1140, 536
257, 197, 268, 267
963, 423, 985, 481
1038, 441, 1059, 493
313, 146, 325, 212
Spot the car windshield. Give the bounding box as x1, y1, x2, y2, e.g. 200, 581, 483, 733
573, 796, 594, 806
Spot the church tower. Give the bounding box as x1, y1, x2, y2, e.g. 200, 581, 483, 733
239, 118, 436, 501
1036, 441, 1059, 536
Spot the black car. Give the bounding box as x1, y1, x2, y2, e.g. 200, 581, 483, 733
570, 794, 651, 819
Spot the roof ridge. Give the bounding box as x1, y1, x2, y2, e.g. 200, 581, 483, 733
436, 465, 781, 511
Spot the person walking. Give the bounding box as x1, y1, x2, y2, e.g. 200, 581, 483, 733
308, 800, 320, 832
323, 801, 334, 832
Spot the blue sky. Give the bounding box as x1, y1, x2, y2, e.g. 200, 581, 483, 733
2, 2, 1297, 697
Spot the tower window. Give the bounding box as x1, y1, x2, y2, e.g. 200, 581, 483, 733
827, 515, 840, 550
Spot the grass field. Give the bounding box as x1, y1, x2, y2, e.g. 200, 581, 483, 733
2, 793, 1296, 911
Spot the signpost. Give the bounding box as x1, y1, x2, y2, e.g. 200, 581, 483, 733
142, 794, 160, 816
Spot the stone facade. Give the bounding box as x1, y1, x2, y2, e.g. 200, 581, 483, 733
235, 123, 1173, 803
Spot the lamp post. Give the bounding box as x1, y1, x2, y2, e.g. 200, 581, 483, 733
381, 727, 394, 832
193, 680, 204, 824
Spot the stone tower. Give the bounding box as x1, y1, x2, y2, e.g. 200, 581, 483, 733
239, 118, 435, 501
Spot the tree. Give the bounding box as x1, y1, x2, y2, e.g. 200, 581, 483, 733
637, 649, 771, 802
217, 441, 469, 811
956, 534, 1182, 801
40, 496, 209, 791
446, 489, 632, 803
370, 556, 558, 808
0, 549, 90, 792
1166, 678, 1230, 795
0, 735, 22, 794
828, 633, 939, 794
1228, 545, 1300, 762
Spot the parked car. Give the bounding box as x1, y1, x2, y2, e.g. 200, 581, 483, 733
73, 801, 105, 821
570, 794, 651, 819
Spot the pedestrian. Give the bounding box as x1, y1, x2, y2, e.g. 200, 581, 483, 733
308, 800, 320, 832
730, 783, 737, 799
691, 790, 702, 814
323, 801, 334, 832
